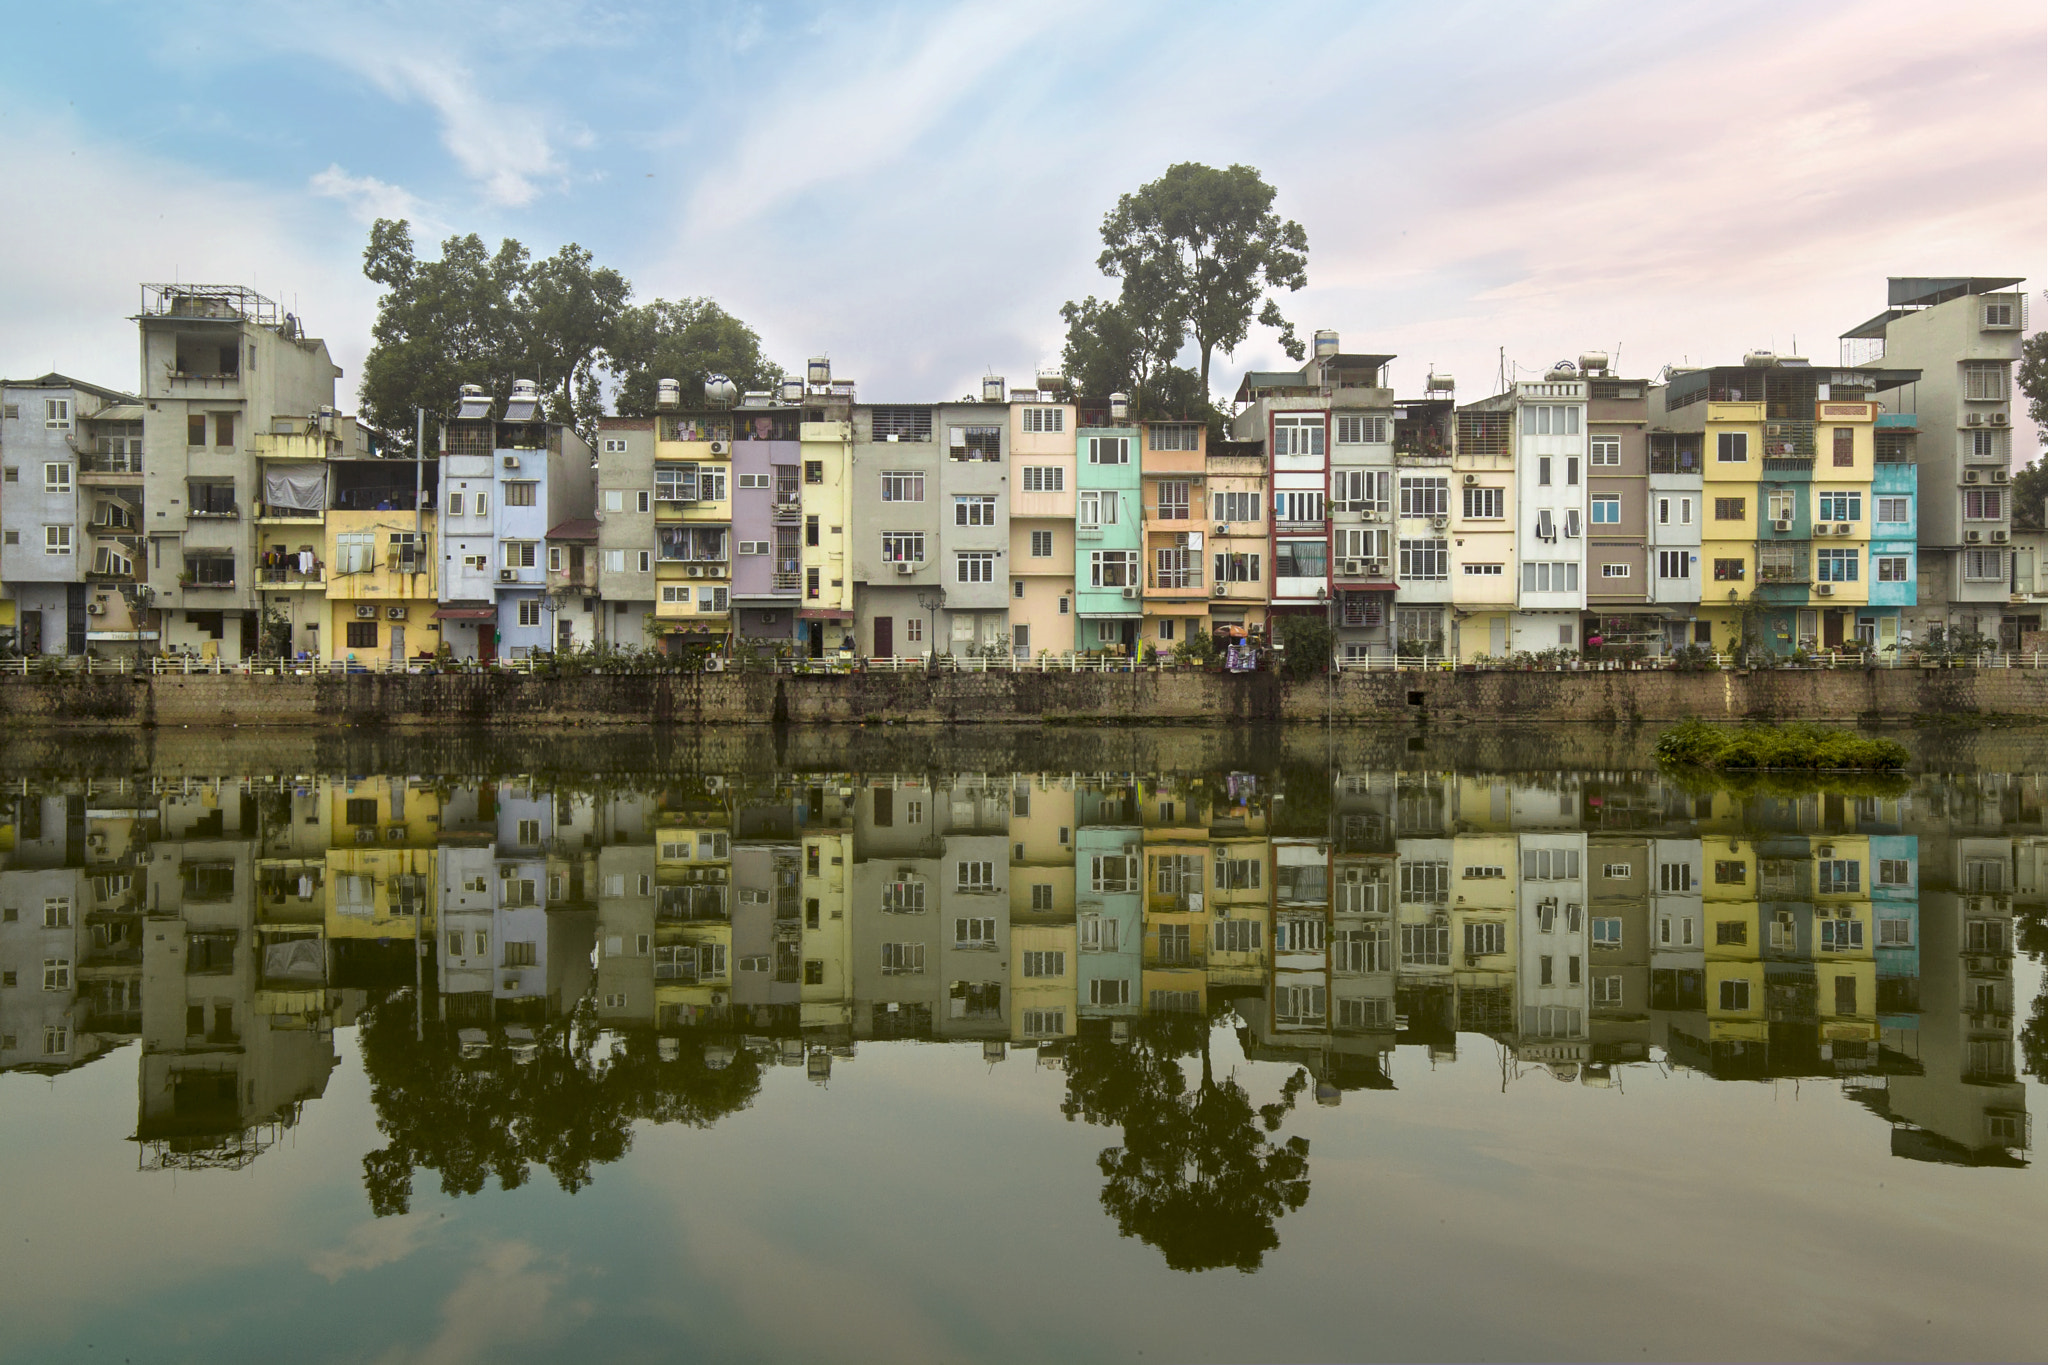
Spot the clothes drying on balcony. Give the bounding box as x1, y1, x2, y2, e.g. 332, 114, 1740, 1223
261, 464, 327, 514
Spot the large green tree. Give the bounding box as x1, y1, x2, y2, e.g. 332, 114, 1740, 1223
609, 298, 781, 417
518, 243, 631, 434
2013, 308, 2048, 528
1093, 163, 1309, 398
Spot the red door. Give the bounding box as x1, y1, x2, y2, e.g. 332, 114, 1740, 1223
873, 616, 894, 659
477, 624, 497, 664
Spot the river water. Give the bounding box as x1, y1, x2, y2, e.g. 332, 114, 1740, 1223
0, 727, 2040, 1363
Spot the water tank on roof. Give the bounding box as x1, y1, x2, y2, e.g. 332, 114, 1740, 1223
779, 376, 805, 403
511, 379, 539, 400
1036, 369, 1066, 390
1426, 372, 1455, 394
656, 378, 681, 409
1546, 360, 1578, 380
1742, 350, 1777, 368
1578, 351, 1609, 375
704, 374, 737, 407
1314, 330, 1340, 358
982, 376, 1005, 403
807, 356, 831, 386
1109, 392, 1130, 422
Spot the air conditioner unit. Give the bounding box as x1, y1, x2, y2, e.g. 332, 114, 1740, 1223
1773, 518, 1792, 532
1991, 412, 2009, 427
1835, 523, 1850, 536
703, 655, 725, 673
502, 455, 520, 469
1120, 586, 1139, 600
1213, 583, 1228, 597
1814, 582, 1834, 596
1342, 559, 1362, 576
1431, 514, 1448, 530
1992, 468, 2010, 483
1967, 530, 1984, 543
1215, 522, 1229, 534
710, 991, 728, 1007
1817, 844, 1835, 859
894, 561, 917, 575
709, 440, 731, 456
1964, 470, 1981, 483
686, 565, 704, 578
1363, 510, 1382, 522
1991, 530, 2010, 544
355, 604, 377, 619
1462, 473, 1478, 486
499, 569, 518, 582
1966, 413, 1983, 427
1367, 559, 1386, 575
1813, 524, 1831, 536
1765, 423, 1786, 437
84, 601, 104, 615
386, 606, 407, 620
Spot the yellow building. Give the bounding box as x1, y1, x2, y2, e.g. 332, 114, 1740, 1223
652, 413, 733, 653
652, 817, 733, 1024
1009, 397, 1079, 657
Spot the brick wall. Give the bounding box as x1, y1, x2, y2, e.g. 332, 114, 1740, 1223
4, 665, 2048, 729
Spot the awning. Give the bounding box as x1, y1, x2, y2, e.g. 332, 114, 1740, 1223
799, 608, 854, 620
1148, 601, 1210, 617
87, 630, 158, 642
1077, 611, 1144, 621
432, 606, 498, 622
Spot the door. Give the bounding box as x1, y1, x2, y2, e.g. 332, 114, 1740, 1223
478, 626, 497, 665
1489, 617, 1505, 657
239, 610, 259, 659
807, 621, 823, 659
19, 611, 41, 655
569, 545, 585, 583
1014, 624, 1030, 658
873, 616, 893, 659
1822, 611, 1845, 649
2014, 549, 2036, 596
1796, 610, 1819, 651
389, 625, 405, 666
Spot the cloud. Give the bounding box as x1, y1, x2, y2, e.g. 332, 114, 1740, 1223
376, 1240, 587, 1365
306, 1211, 448, 1283
310, 164, 430, 226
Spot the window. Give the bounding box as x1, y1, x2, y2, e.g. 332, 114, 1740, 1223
43, 398, 71, 429
1593, 974, 1623, 1007
955, 916, 997, 947
1710, 558, 1745, 582
1399, 860, 1450, 903
1333, 414, 1386, 444
1819, 917, 1864, 952
1877, 917, 1912, 946
1149, 423, 1201, 451
41, 897, 70, 928
1398, 539, 1448, 580
1878, 858, 1912, 887
504, 481, 538, 506
1030, 883, 1054, 910
346, 621, 378, 649
880, 471, 924, 502
1399, 477, 1449, 518
1215, 857, 1262, 890
1021, 465, 1064, 492
1600, 563, 1629, 578
42, 958, 70, 991
1659, 862, 1694, 892
1275, 984, 1327, 1023
1816, 548, 1858, 583
502, 541, 537, 568
43, 525, 71, 556
517, 598, 543, 627
1520, 561, 1580, 591
1522, 848, 1581, 879
1567, 457, 1581, 487
1964, 549, 2005, 581
1272, 415, 1324, 456
638, 551, 652, 573
906, 618, 924, 642
42, 462, 72, 494
1963, 488, 2003, 520
1275, 490, 1324, 523
1399, 923, 1450, 967
949, 424, 1002, 460
880, 532, 925, 563
1589, 495, 1620, 524
213, 412, 235, 448
1537, 457, 1552, 486
1465, 486, 1505, 519
1603, 863, 1632, 879
1090, 854, 1138, 893
1817, 859, 1860, 894
1023, 407, 1065, 433
698, 587, 728, 612
1521, 405, 1580, 435
1275, 917, 1324, 953
1087, 436, 1130, 465
1213, 551, 1261, 582
1712, 497, 1746, 522
1716, 920, 1747, 946
957, 860, 995, 892
1156, 480, 1191, 519
1658, 550, 1691, 580
1719, 979, 1751, 1011
1465, 563, 1505, 577
956, 551, 994, 584
1716, 432, 1748, 463
1591, 917, 1622, 947
1029, 530, 1054, 558
473, 492, 488, 517
1831, 427, 1855, 467
1080, 916, 1119, 952
1089, 977, 1132, 1006
1465, 921, 1505, 956
1021, 1009, 1063, 1036
1214, 919, 1262, 953
735, 472, 769, 490
1590, 436, 1620, 466
1214, 490, 1263, 522
1078, 490, 1118, 526
1816, 491, 1861, 522
1875, 496, 1908, 524
1022, 951, 1065, 978
1086, 549, 1137, 588
954, 495, 996, 527
1962, 362, 2009, 402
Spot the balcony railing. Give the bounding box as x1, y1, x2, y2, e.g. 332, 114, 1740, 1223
79, 454, 143, 477
1149, 569, 1203, 590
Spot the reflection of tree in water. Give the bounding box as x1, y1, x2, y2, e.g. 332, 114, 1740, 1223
2017, 905, 2048, 1083
358, 991, 762, 1216
1061, 1006, 1311, 1273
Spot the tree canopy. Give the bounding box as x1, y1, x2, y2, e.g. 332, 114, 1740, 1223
357, 219, 777, 448
2013, 308, 2048, 528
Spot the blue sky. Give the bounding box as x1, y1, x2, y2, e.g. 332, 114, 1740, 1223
0, 0, 2042, 418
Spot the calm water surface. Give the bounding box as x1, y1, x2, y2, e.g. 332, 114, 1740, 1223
0, 731, 2041, 1363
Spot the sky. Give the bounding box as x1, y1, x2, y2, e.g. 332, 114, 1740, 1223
0, 0, 2041, 428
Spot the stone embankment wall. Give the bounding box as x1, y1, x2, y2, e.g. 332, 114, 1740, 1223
3, 666, 2048, 729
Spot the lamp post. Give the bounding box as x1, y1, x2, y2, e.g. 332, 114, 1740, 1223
916, 587, 946, 672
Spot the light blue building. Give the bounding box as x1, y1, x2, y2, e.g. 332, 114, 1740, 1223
1074, 813, 1142, 1021
1867, 414, 1919, 655
1871, 834, 1920, 1041
1072, 407, 1144, 654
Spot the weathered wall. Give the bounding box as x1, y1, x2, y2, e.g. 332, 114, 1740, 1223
4, 666, 2048, 730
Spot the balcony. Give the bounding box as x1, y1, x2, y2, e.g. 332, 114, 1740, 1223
1148, 569, 1204, 592
79, 452, 143, 482
257, 565, 326, 590
770, 497, 803, 523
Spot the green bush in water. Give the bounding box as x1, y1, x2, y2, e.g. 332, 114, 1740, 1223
1654, 719, 1907, 771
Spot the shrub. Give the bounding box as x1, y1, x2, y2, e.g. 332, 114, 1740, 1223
1656, 719, 1907, 771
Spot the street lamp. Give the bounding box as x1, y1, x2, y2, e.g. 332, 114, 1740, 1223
916, 587, 946, 672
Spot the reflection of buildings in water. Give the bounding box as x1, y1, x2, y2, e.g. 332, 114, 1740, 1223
0, 765, 2029, 1173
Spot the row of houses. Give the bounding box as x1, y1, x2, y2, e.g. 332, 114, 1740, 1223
2, 764, 2028, 1169
0, 275, 2033, 663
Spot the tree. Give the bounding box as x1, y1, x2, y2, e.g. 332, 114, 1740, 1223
359, 220, 534, 451
1062, 1009, 1312, 1273
1275, 613, 1333, 680
519, 243, 631, 436
610, 298, 781, 417
1094, 163, 1308, 399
